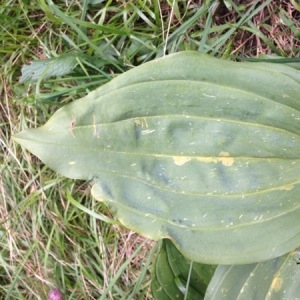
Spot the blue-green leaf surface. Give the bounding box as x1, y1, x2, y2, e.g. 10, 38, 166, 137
205, 248, 300, 299
13, 51, 300, 264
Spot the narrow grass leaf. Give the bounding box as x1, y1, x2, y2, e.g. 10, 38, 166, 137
99, 239, 150, 300
4, 242, 37, 300
126, 240, 160, 299
65, 190, 116, 224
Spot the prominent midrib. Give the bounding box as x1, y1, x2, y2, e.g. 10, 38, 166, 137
15, 137, 300, 160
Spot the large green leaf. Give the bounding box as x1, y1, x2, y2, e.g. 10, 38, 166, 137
205, 248, 300, 299
151, 239, 216, 300
13, 51, 300, 264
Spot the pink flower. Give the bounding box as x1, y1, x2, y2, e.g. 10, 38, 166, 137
49, 288, 62, 300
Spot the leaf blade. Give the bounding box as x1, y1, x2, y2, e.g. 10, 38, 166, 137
205, 248, 300, 299
151, 239, 215, 300
14, 51, 300, 264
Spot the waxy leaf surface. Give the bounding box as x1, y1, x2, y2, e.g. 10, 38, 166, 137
205, 248, 300, 299
14, 52, 300, 264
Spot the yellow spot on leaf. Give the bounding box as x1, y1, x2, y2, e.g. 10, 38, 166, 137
271, 276, 283, 292
173, 156, 191, 166
68, 161, 76, 165
197, 152, 234, 166
134, 118, 148, 128
218, 151, 234, 166
173, 152, 234, 167
219, 151, 230, 156
279, 184, 294, 191
196, 157, 217, 164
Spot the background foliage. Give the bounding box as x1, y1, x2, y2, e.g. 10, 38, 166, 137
1, 0, 299, 299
